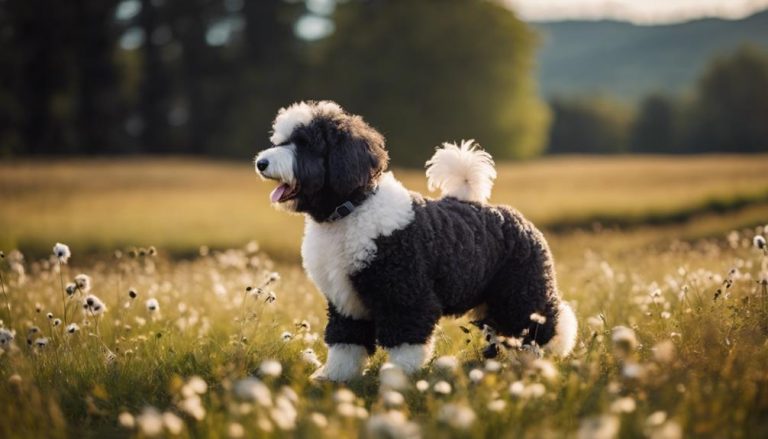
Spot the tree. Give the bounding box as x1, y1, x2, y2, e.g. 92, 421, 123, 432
314, 0, 550, 166
630, 94, 681, 153
547, 97, 632, 154
688, 45, 768, 153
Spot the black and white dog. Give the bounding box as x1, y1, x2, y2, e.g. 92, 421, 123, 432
255, 101, 577, 381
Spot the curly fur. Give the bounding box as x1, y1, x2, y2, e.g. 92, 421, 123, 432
255, 101, 578, 381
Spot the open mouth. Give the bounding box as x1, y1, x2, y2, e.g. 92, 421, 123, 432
269, 182, 299, 203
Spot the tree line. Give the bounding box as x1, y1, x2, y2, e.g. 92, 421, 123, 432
0, 0, 547, 165
547, 46, 768, 155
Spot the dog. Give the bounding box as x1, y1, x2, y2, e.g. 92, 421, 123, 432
255, 101, 577, 382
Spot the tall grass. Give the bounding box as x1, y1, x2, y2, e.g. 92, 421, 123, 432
1, 224, 767, 438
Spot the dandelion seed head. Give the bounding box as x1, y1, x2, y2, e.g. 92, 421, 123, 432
333, 388, 356, 404
0, 328, 15, 346
433, 380, 452, 395
74, 274, 91, 292
381, 390, 405, 408
259, 359, 283, 378
438, 403, 476, 430
83, 294, 106, 316
379, 362, 409, 391
610, 396, 637, 414
66, 323, 79, 334
234, 378, 272, 406
468, 368, 484, 383
136, 407, 163, 436
487, 399, 507, 412
118, 411, 135, 429
227, 422, 245, 438
367, 410, 420, 439
434, 355, 459, 372
53, 243, 71, 263
578, 415, 620, 439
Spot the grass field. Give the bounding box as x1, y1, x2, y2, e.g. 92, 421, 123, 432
1, 156, 768, 438
2, 155, 768, 259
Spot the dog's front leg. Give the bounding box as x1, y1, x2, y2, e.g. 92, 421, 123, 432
311, 304, 375, 382
377, 304, 441, 375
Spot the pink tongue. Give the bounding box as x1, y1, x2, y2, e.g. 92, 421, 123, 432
270, 184, 288, 203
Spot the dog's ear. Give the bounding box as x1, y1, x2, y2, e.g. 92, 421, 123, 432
327, 117, 389, 196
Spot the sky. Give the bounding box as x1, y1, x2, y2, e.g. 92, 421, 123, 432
503, 0, 768, 25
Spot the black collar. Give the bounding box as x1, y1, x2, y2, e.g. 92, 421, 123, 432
326, 186, 378, 222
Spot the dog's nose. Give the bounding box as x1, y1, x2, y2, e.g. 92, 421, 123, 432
256, 159, 269, 172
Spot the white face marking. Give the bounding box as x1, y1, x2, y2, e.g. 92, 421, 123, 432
270, 103, 314, 145
255, 144, 297, 186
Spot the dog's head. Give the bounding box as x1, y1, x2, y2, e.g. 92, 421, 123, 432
254, 101, 389, 221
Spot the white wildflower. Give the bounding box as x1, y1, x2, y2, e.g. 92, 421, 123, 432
646, 411, 667, 427
415, 380, 429, 392
162, 412, 184, 435
234, 378, 272, 406
53, 243, 71, 263
439, 403, 476, 430
652, 340, 676, 364
146, 298, 159, 312
136, 407, 164, 437
611, 326, 638, 354
610, 397, 637, 414
309, 412, 328, 428
301, 348, 322, 368
182, 376, 208, 397
367, 410, 421, 439
524, 383, 546, 399
434, 355, 459, 372
227, 422, 245, 438
487, 399, 507, 412
509, 381, 525, 397
0, 328, 15, 346
74, 274, 91, 292
381, 390, 405, 408
34, 337, 49, 348
468, 368, 484, 383
179, 395, 206, 421
52, 318, 61, 327
433, 380, 452, 395
270, 395, 297, 430
333, 388, 356, 404
379, 362, 409, 390
532, 358, 559, 382
280, 331, 293, 341
83, 294, 106, 316
578, 415, 620, 439
118, 411, 135, 428
587, 315, 604, 333
260, 359, 283, 378
754, 235, 766, 250
484, 359, 502, 373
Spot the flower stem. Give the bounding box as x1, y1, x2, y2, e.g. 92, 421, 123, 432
58, 261, 68, 326
0, 270, 12, 328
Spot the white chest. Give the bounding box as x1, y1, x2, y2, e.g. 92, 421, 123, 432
302, 220, 375, 319
300, 173, 416, 320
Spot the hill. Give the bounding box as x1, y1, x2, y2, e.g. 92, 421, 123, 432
533, 10, 768, 100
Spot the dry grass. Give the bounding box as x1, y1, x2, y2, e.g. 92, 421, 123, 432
2, 155, 768, 260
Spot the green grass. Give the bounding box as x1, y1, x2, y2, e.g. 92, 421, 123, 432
1, 156, 768, 438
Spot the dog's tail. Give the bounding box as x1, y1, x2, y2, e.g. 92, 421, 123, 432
425, 140, 496, 203
544, 301, 578, 356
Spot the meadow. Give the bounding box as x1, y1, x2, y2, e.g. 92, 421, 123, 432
1, 156, 768, 438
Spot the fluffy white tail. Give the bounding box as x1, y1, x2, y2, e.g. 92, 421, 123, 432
544, 302, 578, 356
425, 140, 497, 203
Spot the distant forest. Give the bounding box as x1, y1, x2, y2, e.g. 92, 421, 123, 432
1, 0, 766, 164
